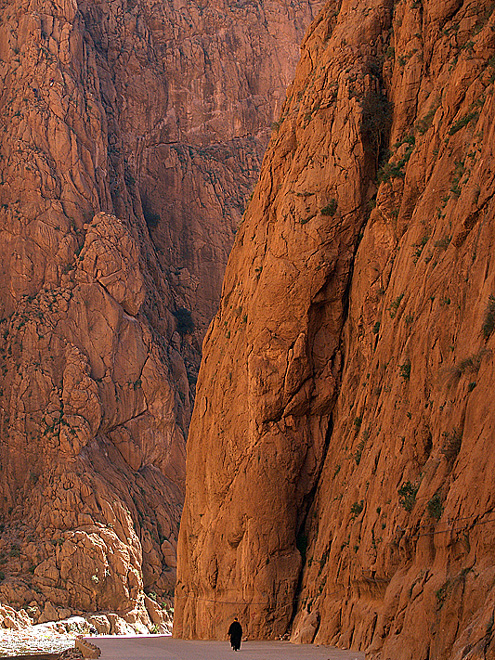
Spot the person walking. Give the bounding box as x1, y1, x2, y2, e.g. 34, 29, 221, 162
228, 617, 243, 651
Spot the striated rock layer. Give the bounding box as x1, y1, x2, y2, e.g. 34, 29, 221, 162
175, 0, 495, 657
0, 0, 320, 622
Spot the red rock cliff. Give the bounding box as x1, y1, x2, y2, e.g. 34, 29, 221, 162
175, 0, 495, 657
0, 0, 320, 625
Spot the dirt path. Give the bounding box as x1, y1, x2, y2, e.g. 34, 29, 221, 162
88, 635, 365, 660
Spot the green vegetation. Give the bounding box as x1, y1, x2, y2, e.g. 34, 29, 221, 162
436, 580, 451, 607
448, 112, 479, 135
389, 293, 404, 319
377, 137, 415, 184
399, 359, 411, 381
173, 307, 195, 335
450, 160, 465, 197
350, 500, 364, 518
354, 439, 365, 465
321, 198, 337, 216
398, 481, 418, 512
482, 294, 495, 339
454, 349, 487, 377
415, 105, 438, 135
413, 234, 429, 262
427, 493, 443, 520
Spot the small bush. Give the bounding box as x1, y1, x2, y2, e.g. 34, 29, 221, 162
350, 500, 364, 517
453, 349, 488, 377
389, 293, 404, 318
377, 160, 406, 183
321, 198, 337, 216
482, 294, 495, 339
413, 234, 430, 262
415, 106, 437, 135
372, 321, 381, 334
448, 112, 479, 135
436, 580, 451, 607
427, 493, 443, 520
354, 440, 365, 465
399, 359, 411, 381
173, 308, 195, 335
398, 481, 418, 512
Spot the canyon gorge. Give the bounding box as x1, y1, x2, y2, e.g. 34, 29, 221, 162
1, 0, 495, 658
175, 0, 495, 659
0, 0, 320, 634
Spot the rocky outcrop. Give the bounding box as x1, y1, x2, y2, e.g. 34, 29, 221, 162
0, 0, 320, 620
175, 0, 495, 658
74, 636, 100, 659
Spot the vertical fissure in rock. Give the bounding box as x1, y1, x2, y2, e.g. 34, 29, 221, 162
290, 412, 335, 632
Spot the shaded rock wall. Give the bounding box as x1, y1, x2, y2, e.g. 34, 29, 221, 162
175, 0, 495, 657
0, 0, 320, 621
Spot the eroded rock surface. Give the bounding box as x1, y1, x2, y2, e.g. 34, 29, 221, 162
175, 1, 495, 658
0, 0, 320, 622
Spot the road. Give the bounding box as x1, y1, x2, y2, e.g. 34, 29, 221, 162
87, 635, 365, 660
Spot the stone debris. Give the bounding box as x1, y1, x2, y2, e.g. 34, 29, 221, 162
0, 625, 75, 657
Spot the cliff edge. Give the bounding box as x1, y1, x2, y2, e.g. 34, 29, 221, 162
175, 1, 495, 658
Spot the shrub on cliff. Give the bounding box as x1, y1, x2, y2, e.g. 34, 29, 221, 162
173, 307, 195, 335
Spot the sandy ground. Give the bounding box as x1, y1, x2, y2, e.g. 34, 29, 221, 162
86, 635, 365, 660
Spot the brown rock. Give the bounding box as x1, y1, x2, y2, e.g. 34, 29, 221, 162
0, 0, 321, 625
0, 604, 31, 629
39, 601, 60, 625
176, 1, 495, 658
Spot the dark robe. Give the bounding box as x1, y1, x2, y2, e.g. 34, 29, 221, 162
228, 620, 243, 651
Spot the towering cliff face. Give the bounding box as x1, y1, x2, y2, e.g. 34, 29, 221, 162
0, 0, 320, 625
175, 0, 495, 657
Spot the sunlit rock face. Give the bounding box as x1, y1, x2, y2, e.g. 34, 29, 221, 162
0, 0, 320, 622
175, 1, 495, 658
